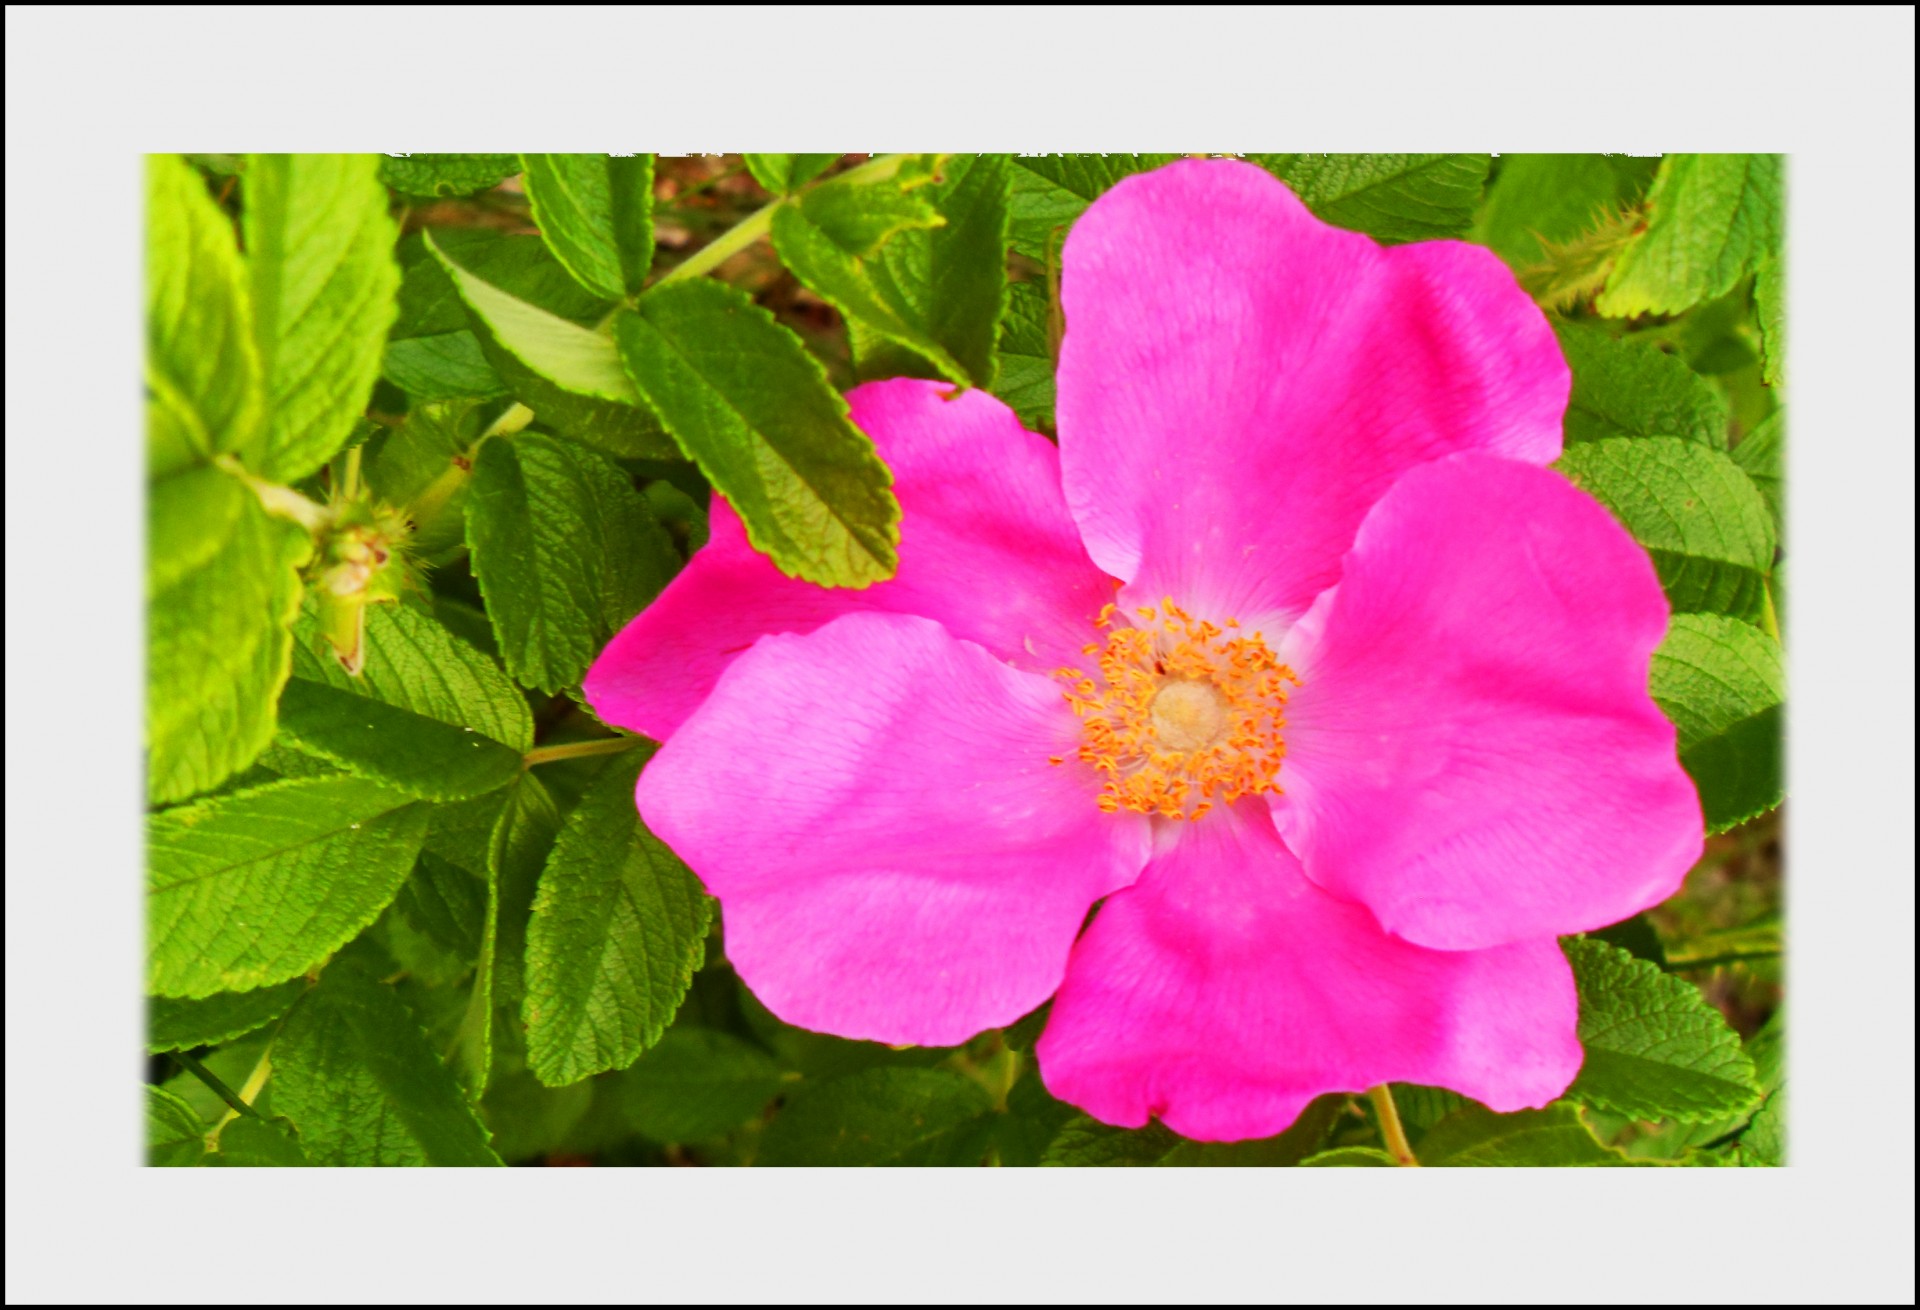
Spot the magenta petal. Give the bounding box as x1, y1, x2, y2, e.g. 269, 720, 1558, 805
1277, 454, 1704, 950
1056, 157, 1569, 622
584, 377, 1114, 741
1036, 805, 1581, 1142
637, 611, 1151, 1046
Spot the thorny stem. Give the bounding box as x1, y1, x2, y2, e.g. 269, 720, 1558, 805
522, 735, 643, 768
1368, 1084, 1419, 1166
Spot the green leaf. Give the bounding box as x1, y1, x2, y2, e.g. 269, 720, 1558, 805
1555, 437, 1776, 623
1649, 614, 1785, 833
147, 776, 428, 998
520, 153, 656, 301
382, 332, 508, 402
523, 751, 712, 1086
616, 279, 901, 587
380, 153, 520, 198
744, 153, 840, 194
146, 154, 262, 474
453, 772, 561, 1098
1755, 252, 1785, 386
271, 950, 504, 1166
1563, 938, 1760, 1122
291, 601, 533, 751
393, 853, 486, 965
993, 279, 1056, 432
148, 979, 306, 1052
242, 154, 400, 482
1555, 322, 1731, 446
481, 1070, 596, 1163
1418, 1104, 1641, 1166
848, 153, 1012, 389
772, 180, 969, 384
1599, 154, 1782, 317
466, 433, 680, 693
1255, 153, 1490, 243
426, 231, 676, 459
621, 1026, 784, 1142
758, 1068, 995, 1166
147, 466, 308, 803
1730, 410, 1784, 537
1300, 1146, 1397, 1166
1472, 153, 1657, 269
147, 1084, 209, 1166
205, 1115, 312, 1167
1040, 1097, 1341, 1166
1665, 912, 1782, 972
1007, 154, 1180, 260
275, 679, 522, 801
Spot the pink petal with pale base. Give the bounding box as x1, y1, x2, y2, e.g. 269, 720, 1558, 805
1056, 157, 1569, 624
1276, 454, 1704, 951
637, 612, 1151, 1047
1036, 803, 1581, 1142
583, 379, 1112, 742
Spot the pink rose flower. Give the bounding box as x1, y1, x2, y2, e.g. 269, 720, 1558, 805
585, 158, 1704, 1141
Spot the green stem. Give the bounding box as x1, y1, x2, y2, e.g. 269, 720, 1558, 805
1759, 581, 1781, 642
522, 735, 642, 768
1368, 1084, 1419, 1166
173, 1051, 262, 1123
652, 152, 909, 287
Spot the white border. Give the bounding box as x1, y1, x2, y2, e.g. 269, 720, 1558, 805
5, 5, 1914, 1305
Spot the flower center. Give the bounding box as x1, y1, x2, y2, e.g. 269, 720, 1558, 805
1051, 599, 1299, 821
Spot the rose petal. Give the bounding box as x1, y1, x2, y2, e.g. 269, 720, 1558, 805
585, 378, 1113, 741
1276, 453, 1704, 950
1056, 157, 1568, 624
638, 611, 1150, 1046
1037, 803, 1581, 1142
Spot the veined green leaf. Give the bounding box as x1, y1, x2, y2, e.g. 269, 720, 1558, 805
1599, 154, 1782, 317
521, 153, 656, 301
426, 231, 677, 459
1556, 322, 1731, 446
271, 949, 504, 1166
523, 751, 711, 1087
380, 153, 519, 198
1256, 153, 1490, 243
1730, 409, 1784, 536
615, 279, 900, 587
1650, 614, 1785, 833
147, 465, 309, 804
453, 773, 561, 1099
1007, 153, 1180, 261
1300, 1147, 1398, 1166
147, 775, 427, 998
849, 153, 1012, 389
1564, 938, 1760, 1122
291, 602, 533, 750
204, 1114, 312, 1167
466, 433, 680, 694
147, 1084, 209, 1167
621, 1027, 784, 1143
1418, 1103, 1644, 1166
275, 679, 522, 802
243, 154, 400, 482
1755, 251, 1785, 387
744, 153, 840, 194
148, 978, 306, 1052
146, 154, 262, 474
772, 177, 969, 383
992, 279, 1056, 432
758, 1068, 995, 1166
1556, 437, 1775, 624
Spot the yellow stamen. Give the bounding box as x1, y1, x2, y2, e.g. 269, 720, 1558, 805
1050, 597, 1298, 821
